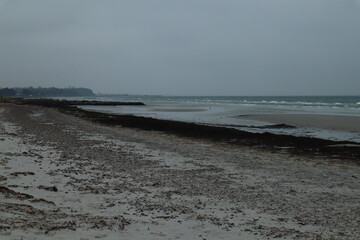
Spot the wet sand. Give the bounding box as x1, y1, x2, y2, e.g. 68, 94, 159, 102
1, 103, 360, 239
239, 114, 360, 133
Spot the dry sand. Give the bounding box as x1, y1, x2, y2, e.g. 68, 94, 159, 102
1, 104, 360, 239
239, 114, 360, 133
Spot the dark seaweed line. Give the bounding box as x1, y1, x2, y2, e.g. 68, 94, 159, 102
11, 98, 144, 107
15, 98, 360, 163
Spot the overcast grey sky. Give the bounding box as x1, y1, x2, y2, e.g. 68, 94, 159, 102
0, 0, 360, 95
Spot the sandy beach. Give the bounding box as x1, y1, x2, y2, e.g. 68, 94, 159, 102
239, 114, 360, 133
1, 103, 360, 239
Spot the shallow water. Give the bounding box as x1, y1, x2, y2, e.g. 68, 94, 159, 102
76, 96, 360, 143
51, 95, 360, 142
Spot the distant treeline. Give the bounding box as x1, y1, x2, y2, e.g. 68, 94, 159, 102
0, 87, 95, 97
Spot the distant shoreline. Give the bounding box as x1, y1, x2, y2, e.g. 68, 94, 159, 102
0, 87, 95, 98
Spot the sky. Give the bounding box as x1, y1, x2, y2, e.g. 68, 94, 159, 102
0, 0, 360, 96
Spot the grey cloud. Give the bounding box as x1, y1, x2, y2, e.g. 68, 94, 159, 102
0, 0, 359, 95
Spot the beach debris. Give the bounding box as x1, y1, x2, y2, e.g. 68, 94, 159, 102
38, 185, 58, 192
30, 198, 56, 205
155, 215, 174, 219
0, 175, 7, 182
0, 224, 11, 231
45, 221, 77, 234
0, 186, 34, 200
10, 171, 35, 177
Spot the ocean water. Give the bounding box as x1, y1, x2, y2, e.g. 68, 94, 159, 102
93, 95, 360, 111
72, 95, 360, 143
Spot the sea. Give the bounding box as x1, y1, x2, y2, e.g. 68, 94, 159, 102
61, 95, 360, 143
